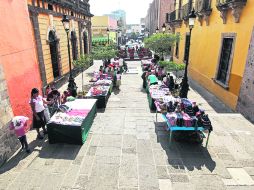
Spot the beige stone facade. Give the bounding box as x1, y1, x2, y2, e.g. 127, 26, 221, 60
0, 65, 19, 166
28, 0, 93, 88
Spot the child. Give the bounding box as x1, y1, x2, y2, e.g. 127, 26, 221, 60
116, 70, 121, 89
9, 116, 30, 153
61, 90, 69, 104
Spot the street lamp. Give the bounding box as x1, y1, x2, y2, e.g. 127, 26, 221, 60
62, 15, 77, 97
106, 27, 110, 45
179, 9, 196, 98
156, 26, 159, 34
162, 23, 166, 34
117, 29, 122, 46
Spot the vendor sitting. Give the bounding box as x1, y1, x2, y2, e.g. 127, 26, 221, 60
148, 71, 158, 86
47, 88, 61, 116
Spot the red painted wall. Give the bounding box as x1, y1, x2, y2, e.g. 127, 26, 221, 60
0, 1, 42, 123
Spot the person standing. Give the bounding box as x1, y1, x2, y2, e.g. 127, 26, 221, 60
9, 116, 30, 153
30, 88, 52, 139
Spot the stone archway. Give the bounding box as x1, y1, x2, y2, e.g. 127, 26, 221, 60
48, 30, 60, 78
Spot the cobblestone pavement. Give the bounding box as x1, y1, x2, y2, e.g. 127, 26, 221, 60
1, 61, 254, 190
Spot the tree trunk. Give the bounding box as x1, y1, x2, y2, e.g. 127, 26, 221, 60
82, 68, 84, 93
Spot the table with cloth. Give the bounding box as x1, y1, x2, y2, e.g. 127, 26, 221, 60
141, 59, 152, 71
146, 83, 170, 111
47, 99, 97, 145
85, 80, 113, 109
154, 97, 212, 147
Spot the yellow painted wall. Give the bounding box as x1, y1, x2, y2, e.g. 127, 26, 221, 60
91, 16, 109, 27
174, 0, 254, 110
38, 14, 79, 84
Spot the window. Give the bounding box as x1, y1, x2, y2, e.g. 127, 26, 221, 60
83, 32, 88, 54
48, 4, 53, 11
184, 33, 190, 62
175, 41, 179, 58
216, 37, 234, 85
71, 31, 78, 60
48, 31, 60, 78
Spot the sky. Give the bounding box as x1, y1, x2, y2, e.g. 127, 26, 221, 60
90, 0, 153, 24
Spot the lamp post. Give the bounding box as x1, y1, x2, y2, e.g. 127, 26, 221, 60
62, 15, 77, 97
156, 26, 159, 34
179, 9, 196, 98
117, 29, 122, 46
162, 23, 166, 34
106, 27, 110, 45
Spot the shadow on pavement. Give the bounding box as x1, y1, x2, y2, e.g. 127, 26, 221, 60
0, 136, 81, 174
112, 88, 121, 95
154, 121, 216, 173
189, 79, 233, 114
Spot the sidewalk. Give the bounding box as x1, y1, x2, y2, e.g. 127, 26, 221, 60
0, 61, 254, 190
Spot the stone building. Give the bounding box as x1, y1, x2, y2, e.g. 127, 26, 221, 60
28, 0, 93, 88
145, 0, 175, 34
0, 0, 93, 165
167, 0, 254, 122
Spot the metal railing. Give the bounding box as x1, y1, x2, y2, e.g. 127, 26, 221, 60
44, 0, 91, 14
195, 0, 211, 12
167, 11, 176, 22
182, 3, 192, 19
167, 9, 182, 22
216, 0, 247, 5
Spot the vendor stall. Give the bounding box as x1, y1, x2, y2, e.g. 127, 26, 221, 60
47, 99, 97, 145
146, 83, 170, 111
85, 80, 113, 109
141, 59, 152, 71
155, 97, 213, 147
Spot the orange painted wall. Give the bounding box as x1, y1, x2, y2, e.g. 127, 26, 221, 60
0, 1, 42, 120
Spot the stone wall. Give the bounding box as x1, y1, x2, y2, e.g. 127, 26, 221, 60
0, 65, 20, 166
237, 27, 254, 123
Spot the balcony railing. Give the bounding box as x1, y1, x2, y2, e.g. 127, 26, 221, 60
216, 0, 247, 6
44, 0, 91, 15
167, 11, 176, 22
195, 0, 211, 13
182, 3, 192, 20
167, 9, 182, 23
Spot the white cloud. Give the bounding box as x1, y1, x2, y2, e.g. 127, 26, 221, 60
90, 0, 153, 24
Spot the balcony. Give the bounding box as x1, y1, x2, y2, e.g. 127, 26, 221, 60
182, 3, 192, 21
166, 10, 182, 28
216, 0, 247, 23
195, 0, 212, 25
44, 0, 92, 16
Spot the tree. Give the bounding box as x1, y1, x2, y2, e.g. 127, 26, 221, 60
144, 33, 180, 60
92, 45, 117, 66
159, 61, 185, 77
73, 54, 93, 92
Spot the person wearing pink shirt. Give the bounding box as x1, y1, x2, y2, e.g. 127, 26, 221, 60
9, 116, 30, 153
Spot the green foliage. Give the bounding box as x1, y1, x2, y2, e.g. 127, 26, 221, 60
92, 45, 117, 61
73, 54, 93, 69
144, 33, 180, 55
158, 61, 185, 71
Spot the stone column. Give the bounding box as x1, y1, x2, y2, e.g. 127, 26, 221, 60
78, 21, 83, 55
29, 7, 47, 88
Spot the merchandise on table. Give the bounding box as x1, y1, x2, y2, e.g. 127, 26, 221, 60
47, 99, 97, 145
94, 79, 112, 86
162, 98, 213, 131
86, 85, 110, 96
